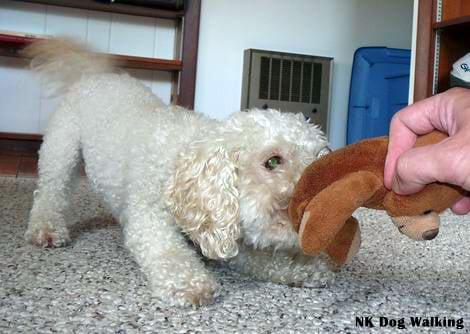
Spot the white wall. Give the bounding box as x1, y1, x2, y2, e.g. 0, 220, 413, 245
195, 0, 414, 148
0, 0, 414, 146
409, 0, 420, 104
0, 0, 176, 134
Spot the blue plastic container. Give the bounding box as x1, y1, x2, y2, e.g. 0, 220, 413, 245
347, 47, 411, 144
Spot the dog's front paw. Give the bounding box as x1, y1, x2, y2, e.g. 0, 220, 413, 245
287, 254, 336, 288
300, 270, 336, 288
153, 274, 219, 307
25, 222, 70, 248
180, 282, 218, 307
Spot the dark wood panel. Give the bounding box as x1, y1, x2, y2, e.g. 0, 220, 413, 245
442, 0, 470, 21
0, 140, 40, 156
433, 15, 470, 29
178, 0, 201, 109
13, 0, 184, 19
0, 155, 21, 176
0, 132, 43, 141
414, 0, 435, 102
0, 133, 42, 156
18, 156, 38, 177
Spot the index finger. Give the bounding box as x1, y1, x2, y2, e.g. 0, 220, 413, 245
384, 95, 447, 189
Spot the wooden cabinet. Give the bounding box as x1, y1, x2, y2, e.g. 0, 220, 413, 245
414, 0, 470, 101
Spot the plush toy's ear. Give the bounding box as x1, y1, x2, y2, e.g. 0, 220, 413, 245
325, 216, 361, 265
298, 171, 382, 255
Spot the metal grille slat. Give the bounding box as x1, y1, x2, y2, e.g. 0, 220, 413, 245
280, 59, 292, 101
291, 61, 302, 102
301, 62, 312, 103
259, 56, 270, 99
270, 58, 281, 100
312, 63, 323, 104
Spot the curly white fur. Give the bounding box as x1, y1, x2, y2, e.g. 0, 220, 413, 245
24, 40, 333, 307
165, 140, 240, 259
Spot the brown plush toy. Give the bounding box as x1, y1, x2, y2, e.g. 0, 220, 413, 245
288, 131, 464, 266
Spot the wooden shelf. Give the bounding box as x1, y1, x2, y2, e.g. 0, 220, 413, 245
14, 0, 184, 20
0, 132, 42, 156
433, 15, 470, 29
441, 0, 470, 21
0, 132, 42, 141
0, 33, 182, 72
111, 54, 181, 71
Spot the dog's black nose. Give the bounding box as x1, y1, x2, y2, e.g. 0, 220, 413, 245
422, 228, 439, 240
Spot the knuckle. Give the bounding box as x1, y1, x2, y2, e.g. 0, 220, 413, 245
449, 145, 470, 189
395, 155, 409, 181
390, 113, 401, 128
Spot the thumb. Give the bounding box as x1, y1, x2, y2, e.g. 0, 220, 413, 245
392, 144, 448, 195
451, 195, 470, 215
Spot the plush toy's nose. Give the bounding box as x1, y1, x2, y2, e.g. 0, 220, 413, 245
390, 211, 440, 241
422, 228, 439, 240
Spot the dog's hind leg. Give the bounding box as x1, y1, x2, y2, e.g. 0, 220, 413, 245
25, 103, 81, 247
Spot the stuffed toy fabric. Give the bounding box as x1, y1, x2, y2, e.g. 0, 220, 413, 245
288, 131, 463, 266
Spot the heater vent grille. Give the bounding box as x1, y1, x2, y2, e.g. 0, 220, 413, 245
241, 49, 333, 134
258, 57, 325, 103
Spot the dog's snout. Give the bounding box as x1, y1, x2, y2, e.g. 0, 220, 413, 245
278, 197, 290, 210
422, 228, 439, 240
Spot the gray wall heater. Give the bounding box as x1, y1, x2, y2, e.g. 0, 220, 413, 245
241, 49, 333, 134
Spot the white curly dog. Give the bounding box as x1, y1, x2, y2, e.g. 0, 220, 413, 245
24, 40, 333, 307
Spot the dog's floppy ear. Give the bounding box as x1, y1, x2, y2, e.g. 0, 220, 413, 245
165, 140, 240, 260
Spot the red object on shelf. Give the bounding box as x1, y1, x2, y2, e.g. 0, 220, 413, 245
0, 32, 47, 58
0, 32, 182, 71
0, 33, 44, 45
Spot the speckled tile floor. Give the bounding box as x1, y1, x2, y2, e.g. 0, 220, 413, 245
1, 176, 470, 333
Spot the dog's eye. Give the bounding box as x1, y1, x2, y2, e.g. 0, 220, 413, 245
264, 156, 283, 170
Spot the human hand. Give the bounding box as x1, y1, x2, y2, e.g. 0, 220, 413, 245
384, 87, 470, 214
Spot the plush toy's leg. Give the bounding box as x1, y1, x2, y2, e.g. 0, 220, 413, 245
325, 216, 361, 265
298, 171, 382, 255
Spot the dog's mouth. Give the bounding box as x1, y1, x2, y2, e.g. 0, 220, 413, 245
277, 197, 290, 213
277, 209, 289, 227
239, 195, 298, 250
272, 201, 294, 233
274, 199, 293, 229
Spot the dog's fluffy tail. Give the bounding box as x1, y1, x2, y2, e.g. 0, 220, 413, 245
23, 39, 114, 93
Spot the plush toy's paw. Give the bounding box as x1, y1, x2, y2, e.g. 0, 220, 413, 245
326, 216, 361, 265
390, 211, 440, 241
